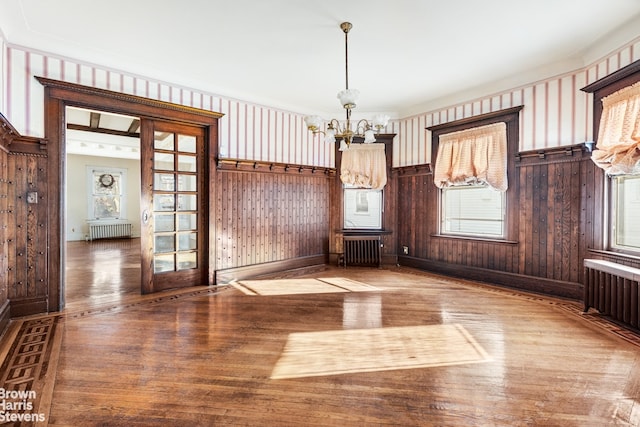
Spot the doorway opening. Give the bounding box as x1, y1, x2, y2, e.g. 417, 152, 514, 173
64, 106, 142, 310
39, 76, 222, 313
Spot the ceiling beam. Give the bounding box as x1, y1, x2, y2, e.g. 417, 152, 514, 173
89, 112, 101, 128
127, 119, 141, 133
66, 123, 140, 139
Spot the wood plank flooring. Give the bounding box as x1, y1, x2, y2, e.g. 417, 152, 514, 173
2, 240, 640, 426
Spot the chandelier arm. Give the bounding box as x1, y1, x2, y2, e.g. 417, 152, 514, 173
355, 118, 372, 133
328, 119, 343, 134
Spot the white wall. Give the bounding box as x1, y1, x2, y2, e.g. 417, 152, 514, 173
66, 154, 141, 241
0, 29, 5, 113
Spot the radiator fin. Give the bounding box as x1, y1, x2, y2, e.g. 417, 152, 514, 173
343, 236, 381, 267
89, 222, 133, 241
584, 259, 640, 330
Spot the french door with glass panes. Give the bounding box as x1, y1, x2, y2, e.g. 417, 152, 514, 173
140, 120, 207, 293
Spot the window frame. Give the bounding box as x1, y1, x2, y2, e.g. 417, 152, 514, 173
609, 174, 640, 253
440, 184, 507, 239
86, 166, 128, 220
428, 106, 522, 242
343, 185, 384, 230
582, 59, 640, 257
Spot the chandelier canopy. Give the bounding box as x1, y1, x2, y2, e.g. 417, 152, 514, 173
304, 22, 389, 150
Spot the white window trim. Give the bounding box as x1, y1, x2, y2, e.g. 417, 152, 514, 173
343, 185, 383, 230
609, 174, 640, 253
439, 185, 506, 239
86, 166, 128, 221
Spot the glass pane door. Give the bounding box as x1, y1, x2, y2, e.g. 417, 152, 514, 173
152, 131, 199, 273
140, 119, 206, 293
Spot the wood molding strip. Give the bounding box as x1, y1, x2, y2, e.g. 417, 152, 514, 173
216, 158, 335, 176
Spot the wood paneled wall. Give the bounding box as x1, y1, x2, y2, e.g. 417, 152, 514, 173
7, 151, 49, 315
0, 114, 49, 322
397, 145, 594, 299
214, 160, 332, 283
0, 121, 9, 332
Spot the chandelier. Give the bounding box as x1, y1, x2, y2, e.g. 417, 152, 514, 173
304, 22, 389, 150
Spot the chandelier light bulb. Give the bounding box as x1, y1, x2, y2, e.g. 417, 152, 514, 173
364, 128, 376, 143
324, 127, 337, 144
304, 115, 323, 132
338, 89, 359, 109
373, 114, 390, 129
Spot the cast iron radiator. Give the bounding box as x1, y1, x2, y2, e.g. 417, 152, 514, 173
343, 235, 381, 267
88, 222, 133, 241
584, 259, 640, 329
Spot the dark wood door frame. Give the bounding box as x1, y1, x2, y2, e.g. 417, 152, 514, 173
37, 77, 223, 311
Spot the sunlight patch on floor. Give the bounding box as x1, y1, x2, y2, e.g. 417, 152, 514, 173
232, 277, 381, 296
271, 323, 491, 379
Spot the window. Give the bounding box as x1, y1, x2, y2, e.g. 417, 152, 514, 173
433, 121, 510, 239
343, 186, 383, 229
87, 167, 127, 220
429, 106, 521, 241
611, 175, 640, 250
441, 185, 505, 237
581, 60, 640, 254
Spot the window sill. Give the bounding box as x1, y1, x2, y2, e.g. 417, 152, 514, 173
338, 229, 393, 235
588, 249, 640, 262
431, 234, 518, 245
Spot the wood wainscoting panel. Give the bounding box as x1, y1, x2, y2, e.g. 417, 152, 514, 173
215, 167, 331, 274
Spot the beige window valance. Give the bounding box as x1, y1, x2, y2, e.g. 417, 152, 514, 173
340, 143, 387, 190
591, 81, 640, 175
434, 122, 508, 192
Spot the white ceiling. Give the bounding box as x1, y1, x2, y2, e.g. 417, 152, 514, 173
2, 0, 640, 118
65, 107, 140, 160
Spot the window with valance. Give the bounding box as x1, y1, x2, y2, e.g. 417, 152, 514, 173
591, 81, 640, 175
434, 122, 508, 192
582, 59, 640, 253
340, 143, 387, 190
340, 143, 387, 230
429, 106, 521, 241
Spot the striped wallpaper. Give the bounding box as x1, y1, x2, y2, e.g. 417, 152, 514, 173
1, 44, 334, 168
2, 35, 640, 168
394, 37, 640, 167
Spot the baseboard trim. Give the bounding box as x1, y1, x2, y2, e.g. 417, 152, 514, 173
215, 255, 327, 284
399, 256, 582, 300
328, 253, 398, 267
10, 296, 49, 318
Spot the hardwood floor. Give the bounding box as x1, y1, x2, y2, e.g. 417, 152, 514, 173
2, 240, 640, 426
64, 239, 142, 311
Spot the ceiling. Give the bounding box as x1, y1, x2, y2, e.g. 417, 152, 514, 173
2, 0, 640, 119
65, 107, 140, 160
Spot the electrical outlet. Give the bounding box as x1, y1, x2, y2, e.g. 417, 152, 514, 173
402, 246, 409, 255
